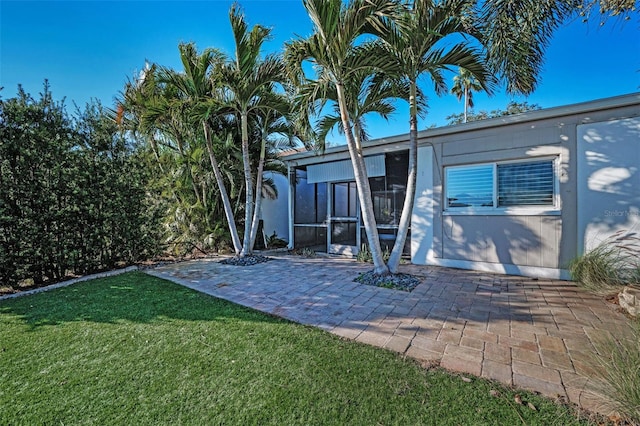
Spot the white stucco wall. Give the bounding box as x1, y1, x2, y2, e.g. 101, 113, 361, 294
411, 145, 434, 264
577, 117, 640, 253
260, 172, 290, 243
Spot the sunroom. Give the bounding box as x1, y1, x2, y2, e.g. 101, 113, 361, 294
290, 149, 411, 257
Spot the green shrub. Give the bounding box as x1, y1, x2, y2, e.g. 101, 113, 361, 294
574, 231, 640, 423
0, 83, 162, 288
300, 247, 317, 258
570, 230, 640, 294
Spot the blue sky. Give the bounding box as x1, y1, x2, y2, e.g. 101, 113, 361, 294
1, 0, 639, 140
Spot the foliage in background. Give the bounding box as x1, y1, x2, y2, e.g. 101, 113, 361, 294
119, 36, 294, 257
570, 230, 640, 294
445, 101, 543, 125
0, 82, 162, 289
450, 67, 484, 123
356, 243, 391, 264
265, 231, 288, 249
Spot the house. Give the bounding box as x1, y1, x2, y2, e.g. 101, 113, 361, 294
261, 93, 640, 279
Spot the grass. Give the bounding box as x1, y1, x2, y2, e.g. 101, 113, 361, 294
1, 272, 592, 425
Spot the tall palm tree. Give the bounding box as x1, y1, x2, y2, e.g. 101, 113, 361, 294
451, 67, 484, 123
311, 70, 422, 262
221, 4, 288, 257
157, 42, 244, 254
375, 0, 494, 273
286, 0, 398, 275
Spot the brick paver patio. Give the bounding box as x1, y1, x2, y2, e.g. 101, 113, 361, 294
146, 253, 633, 415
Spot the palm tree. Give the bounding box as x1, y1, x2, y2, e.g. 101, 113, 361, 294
286, 0, 398, 275
313, 70, 417, 151
119, 62, 218, 248
119, 51, 252, 254
478, 0, 639, 94
375, 0, 494, 273
220, 4, 288, 257
451, 67, 484, 123
247, 94, 296, 252
157, 43, 244, 254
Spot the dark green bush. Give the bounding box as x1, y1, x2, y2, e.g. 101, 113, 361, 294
0, 82, 162, 288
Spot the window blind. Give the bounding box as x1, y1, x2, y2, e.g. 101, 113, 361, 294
446, 164, 494, 208
497, 161, 554, 206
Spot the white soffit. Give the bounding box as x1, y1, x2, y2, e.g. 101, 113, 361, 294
307, 155, 386, 183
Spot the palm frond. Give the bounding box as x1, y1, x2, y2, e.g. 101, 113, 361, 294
479, 0, 576, 94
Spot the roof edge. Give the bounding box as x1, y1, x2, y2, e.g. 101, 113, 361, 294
282, 92, 640, 162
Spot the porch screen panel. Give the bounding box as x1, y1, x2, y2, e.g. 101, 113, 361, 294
294, 170, 315, 223
294, 169, 327, 224
294, 168, 328, 249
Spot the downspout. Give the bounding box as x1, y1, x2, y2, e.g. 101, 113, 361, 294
287, 162, 295, 250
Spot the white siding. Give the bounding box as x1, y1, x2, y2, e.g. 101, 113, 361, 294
260, 172, 290, 243
411, 146, 434, 264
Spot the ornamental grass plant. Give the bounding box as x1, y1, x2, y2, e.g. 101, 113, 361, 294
570, 230, 640, 424
589, 320, 640, 424
570, 230, 640, 295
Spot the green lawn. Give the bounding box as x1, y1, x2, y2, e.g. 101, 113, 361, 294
1, 272, 591, 425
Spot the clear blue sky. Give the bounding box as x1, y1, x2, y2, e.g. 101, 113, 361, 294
1, 0, 639, 141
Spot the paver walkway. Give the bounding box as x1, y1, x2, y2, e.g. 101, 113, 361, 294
146, 253, 633, 415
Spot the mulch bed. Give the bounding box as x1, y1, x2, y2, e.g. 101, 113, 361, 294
355, 270, 421, 292
219, 255, 272, 266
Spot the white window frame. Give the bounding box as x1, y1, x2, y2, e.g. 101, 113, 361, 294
443, 156, 560, 216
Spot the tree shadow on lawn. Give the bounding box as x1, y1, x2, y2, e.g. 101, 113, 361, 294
0, 271, 282, 329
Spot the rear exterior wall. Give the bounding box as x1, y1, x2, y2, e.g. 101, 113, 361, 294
419, 103, 639, 277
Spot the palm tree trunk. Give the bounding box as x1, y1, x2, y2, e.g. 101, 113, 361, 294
336, 82, 389, 275
388, 82, 418, 274
248, 136, 266, 251
203, 122, 242, 254
240, 111, 254, 257
463, 86, 468, 123
234, 181, 245, 216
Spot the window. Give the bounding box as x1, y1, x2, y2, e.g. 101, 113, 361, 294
445, 159, 556, 210
445, 164, 494, 208
497, 161, 554, 206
